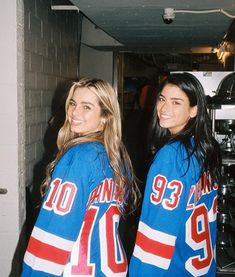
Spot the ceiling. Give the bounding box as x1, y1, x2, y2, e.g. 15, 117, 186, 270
69, 0, 235, 54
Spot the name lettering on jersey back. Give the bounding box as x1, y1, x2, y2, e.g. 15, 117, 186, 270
186, 173, 218, 210
86, 178, 123, 208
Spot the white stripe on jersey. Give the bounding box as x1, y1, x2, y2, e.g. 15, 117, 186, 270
208, 196, 217, 223
133, 245, 170, 269
24, 252, 64, 276
138, 221, 176, 245
32, 226, 74, 250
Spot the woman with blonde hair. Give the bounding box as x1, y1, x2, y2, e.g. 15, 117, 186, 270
21, 77, 139, 277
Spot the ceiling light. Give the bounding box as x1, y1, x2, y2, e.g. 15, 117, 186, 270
50, 0, 79, 12
51, 5, 79, 11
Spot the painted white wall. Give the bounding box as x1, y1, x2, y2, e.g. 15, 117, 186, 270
0, 1, 25, 276
81, 17, 123, 47
79, 17, 115, 84
80, 44, 114, 84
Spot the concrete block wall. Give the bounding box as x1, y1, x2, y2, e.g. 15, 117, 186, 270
24, 0, 80, 195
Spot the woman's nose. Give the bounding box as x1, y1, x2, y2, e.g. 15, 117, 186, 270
72, 106, 81, 116
160, 101, 169, 112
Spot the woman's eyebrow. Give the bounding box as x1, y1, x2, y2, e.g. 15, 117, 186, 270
159, 94, 184, 101
80, 101, 95, 106
70, 98, 76, 103
170, 97, 184, 101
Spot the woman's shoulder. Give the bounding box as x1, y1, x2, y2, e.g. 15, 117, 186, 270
152, 143, 176, 165
71, 142, 105, 152
66, 142, 107, 163
154, 140, 190, 163
157, 140, 181, 155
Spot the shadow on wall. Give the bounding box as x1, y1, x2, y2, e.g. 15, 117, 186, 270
28, 79, 75, 214
9, 79, 76, 276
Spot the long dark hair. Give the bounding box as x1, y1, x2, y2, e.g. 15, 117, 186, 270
151, 72, 221, 186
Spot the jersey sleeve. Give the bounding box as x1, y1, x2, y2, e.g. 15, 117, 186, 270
21, 145, 96, 276
129, 144, 192, 275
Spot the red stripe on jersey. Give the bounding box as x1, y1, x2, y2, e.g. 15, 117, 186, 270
27, 236, 70, 265
136, 231, 174, 259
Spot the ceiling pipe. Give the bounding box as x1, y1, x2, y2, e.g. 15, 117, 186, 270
163, 8, 235, 22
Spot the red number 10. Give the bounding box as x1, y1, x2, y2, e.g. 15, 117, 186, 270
70, 205, 127, 276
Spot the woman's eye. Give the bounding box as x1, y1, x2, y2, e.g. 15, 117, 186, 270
158, 96, 165, 102
83, 105, 91, 110
172, 101, 180, 105
69, 100, 76, 106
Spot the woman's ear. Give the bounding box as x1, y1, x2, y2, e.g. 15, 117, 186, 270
101, 118, 106, 125
190, 105, 198, 118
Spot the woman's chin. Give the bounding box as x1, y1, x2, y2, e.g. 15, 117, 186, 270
159, 122, 169, 129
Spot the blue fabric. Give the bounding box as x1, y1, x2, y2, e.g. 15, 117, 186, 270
129, 140, 217, 276
21, 142, 127, 276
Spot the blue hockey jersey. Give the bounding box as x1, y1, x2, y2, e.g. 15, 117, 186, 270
129, 140, 218, 276
21, 142, 127, 276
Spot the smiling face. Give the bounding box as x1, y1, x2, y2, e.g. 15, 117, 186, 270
156, 84, 197, 134
67, 86, 104, 136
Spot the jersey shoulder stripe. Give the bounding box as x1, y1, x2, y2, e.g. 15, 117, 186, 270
133, 245, 170, 269
32, 226, 74, 250
24, 226, 75, 275
24, 252, 64, 276
133, 221, 176, 269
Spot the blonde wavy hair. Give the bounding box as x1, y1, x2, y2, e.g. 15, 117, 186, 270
41, 77, 140, 213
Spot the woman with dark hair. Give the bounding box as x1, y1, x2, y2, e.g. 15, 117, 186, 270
129, 72, 221, 276
21, 77, 140, 276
